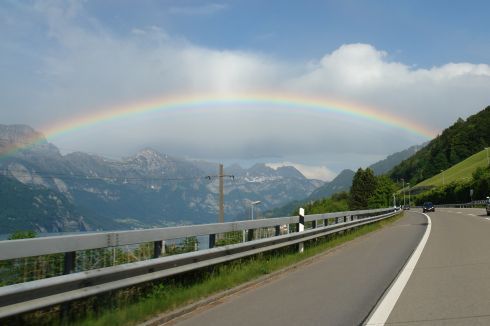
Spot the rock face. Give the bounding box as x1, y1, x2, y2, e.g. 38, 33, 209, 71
0, 125, 323, 232
0, 124, 60, 157
0, 175, 94, 234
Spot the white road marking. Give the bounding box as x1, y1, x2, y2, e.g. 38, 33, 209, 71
457, 212, 463, 214
486, 218, 490, 221
365, 213, 432, 326
467, 214, 476, 216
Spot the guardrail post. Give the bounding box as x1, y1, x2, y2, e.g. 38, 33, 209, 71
335, 216, 340, 224
312, 219, 317, 229
275, 225, 281, 236
153, 240, 163, 258
298, 208, 305, 253
63, 251, 76, 275
62, 250, 77, 319
247, 229, 255, 241
209, 234, 216, 248
324, 218, 329, 227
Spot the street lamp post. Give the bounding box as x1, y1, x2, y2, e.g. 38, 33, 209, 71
402, 178, 405, 207
407, 183, 411, 206
250, 200, 261, 220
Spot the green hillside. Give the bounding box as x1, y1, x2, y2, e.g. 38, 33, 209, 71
415, 149, 490, 188
390, 106, 490, 184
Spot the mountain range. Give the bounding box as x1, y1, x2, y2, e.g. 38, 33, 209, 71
0, 125, 323, 233
0, 122, 431, 234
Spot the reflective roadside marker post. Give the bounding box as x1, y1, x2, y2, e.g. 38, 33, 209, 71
299, 207, 305, 253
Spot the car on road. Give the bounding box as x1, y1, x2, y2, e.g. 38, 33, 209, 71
486, 197, 490, 216
422, 202, 435, 212
403, 205, 410, 210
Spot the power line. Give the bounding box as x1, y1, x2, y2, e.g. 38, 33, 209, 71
0, 168, 219, 183
0, 168, 300, 187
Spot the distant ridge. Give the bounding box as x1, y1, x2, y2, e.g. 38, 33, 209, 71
307, 143, 425, 201
308, 169, 355, 201
369, 143, 427, 176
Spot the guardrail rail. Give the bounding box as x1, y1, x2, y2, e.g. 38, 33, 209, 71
0, 207, 400, 319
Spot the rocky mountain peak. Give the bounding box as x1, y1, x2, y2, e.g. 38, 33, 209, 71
0, 124, 46, 146
276, 165, 306, 179
122, 148, 180, 174
248, 163, 275, 176
129, 148, 167, 163
0, 124, 59, 157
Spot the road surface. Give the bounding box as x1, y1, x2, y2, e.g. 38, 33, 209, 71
166, 212, 427, 326
385, 208, 490, 325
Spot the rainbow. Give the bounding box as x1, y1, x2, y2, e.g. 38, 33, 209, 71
1, 92, 437, 158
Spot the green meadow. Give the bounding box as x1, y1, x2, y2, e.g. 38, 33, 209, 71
415, 149, 490, 188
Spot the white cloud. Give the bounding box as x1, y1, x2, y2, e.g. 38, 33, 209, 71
288, 43, 490, 130
290, 44, 407, 90
266, 162, 336, 181
1, 2, 490, 172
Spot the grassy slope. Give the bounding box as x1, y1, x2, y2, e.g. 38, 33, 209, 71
415, 149, 489, 187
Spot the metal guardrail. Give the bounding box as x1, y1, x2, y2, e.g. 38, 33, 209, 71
0, 207, 400, 319
434, 200, 488, 208
409, 200, 488, 209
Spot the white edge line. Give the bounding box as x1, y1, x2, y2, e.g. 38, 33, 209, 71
365, 213, 432, 326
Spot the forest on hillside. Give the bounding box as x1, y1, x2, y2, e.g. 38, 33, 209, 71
390, 106, 490, 184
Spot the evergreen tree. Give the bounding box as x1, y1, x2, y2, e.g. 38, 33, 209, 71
368, 176, 396, 208
349, 168, 377, 210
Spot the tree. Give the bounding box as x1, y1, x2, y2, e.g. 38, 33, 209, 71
8, 230, 37, 240
349, 168, 377, 210
368, 176, 396, 208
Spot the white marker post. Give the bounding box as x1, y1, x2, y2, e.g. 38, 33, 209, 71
298, 207, 305, 253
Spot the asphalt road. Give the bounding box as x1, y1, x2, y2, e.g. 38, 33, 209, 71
386, 208, 490, 325
166, 212, 427, 326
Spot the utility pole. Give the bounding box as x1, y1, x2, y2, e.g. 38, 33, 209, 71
219, 163, 224, 223
206, 166, 233, 224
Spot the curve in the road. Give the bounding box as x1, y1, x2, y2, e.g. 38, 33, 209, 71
365, 212, 432, 326
165, 212, 427, 326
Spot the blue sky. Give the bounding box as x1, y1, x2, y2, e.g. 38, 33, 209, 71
1, 1, 490, 180
82, 0, 490, 65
